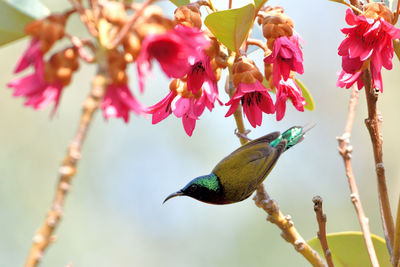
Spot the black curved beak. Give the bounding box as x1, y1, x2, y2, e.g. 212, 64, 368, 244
163, 190, 185, 204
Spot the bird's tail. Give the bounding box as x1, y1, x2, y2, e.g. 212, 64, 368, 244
270, 125, 314, 151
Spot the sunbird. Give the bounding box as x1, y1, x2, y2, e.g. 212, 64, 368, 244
164, 126, 307, 205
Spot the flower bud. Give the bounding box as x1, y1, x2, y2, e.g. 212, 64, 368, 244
262, 13, 293, 39
364, 3, 393, 23
123, 32, 141, 62
174, 5, 202, 28
102, 1, 127, 26
232, 57, 263, 87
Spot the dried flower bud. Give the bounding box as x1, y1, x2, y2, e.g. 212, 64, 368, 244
123, 32, 141, 62
232, 57, 263, 87
24, 13, 68, 53
364, 3, 393, 23
102, 1, 127, 26
45, 47, 79, 86
264, 61, 274, 88
174, 5, 202, 28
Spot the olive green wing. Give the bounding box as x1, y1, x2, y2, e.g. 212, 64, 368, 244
212, 139, 287, 202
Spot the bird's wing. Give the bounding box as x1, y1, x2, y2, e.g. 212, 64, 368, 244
227, 131, 281, 158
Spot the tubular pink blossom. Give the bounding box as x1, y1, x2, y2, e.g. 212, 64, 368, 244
337, 9, 400, 92
275, 78, 305, 121
7, 56, 64, 113
14, 38, 43, 74
101, 84, 143, 122
225, 81, 274, 128
136, 25, 209, 92
264, 35, 304, 87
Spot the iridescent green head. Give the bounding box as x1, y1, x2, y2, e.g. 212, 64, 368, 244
163, 174, 229, 204
270, 126, 304, 151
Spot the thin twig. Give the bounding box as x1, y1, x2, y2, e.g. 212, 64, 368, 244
312, 196, 335, 267
393, 196, 400, 266
65, 33, 96, 63
109, 0, 156, 49
226, 55, 325, 267
24, 47, 109, 267
247, 38, 268, 52
337, 85, 379, 267
254, 186, 326, 267
69, 0, 99, 37
362, 69, 395, 257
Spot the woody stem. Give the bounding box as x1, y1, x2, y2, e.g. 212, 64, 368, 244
24, 46, 109, 267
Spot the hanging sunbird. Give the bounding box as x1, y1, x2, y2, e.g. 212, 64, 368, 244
164, 126, 308, 205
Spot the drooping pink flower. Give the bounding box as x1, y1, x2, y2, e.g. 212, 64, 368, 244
7, 55, 63, 113
101, 84, 143, 122
225, 81, 274, 128
136, 25, 209, 92
337, 8, 400, 92
275, 78, 305, 121
14, 38, 43, 73
145, 75, 220, 136
264, 34, 304, 87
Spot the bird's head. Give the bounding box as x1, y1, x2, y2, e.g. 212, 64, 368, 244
163, 173, 228, 204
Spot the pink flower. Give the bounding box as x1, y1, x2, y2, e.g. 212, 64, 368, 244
101, 84, 143, 122
14, 38, 43, 73
145, 76, 220, 136
264, 34, 304, 87
136, 25, 209, 92
337, 9, 400, 92
7, 56, 63, 113
225, 81, 274, 128
275, 78, 305, 121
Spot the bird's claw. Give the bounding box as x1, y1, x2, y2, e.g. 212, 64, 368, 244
234, 128, 252, 141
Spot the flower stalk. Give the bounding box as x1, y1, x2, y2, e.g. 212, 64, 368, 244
227, 60, 325, 267
24, 46, 109, 267
362, 69, 395, 256
337, 85, 379, 267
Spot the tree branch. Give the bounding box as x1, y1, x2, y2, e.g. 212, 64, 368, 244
337, 85, 379, 267
109, 0, 156, 49
253, 186, 326, 267
362, 69, 395, 256
393, 196, 400, 266
312, 196, 335, 267
24, 48, 109, 267
225, 59, 325, 267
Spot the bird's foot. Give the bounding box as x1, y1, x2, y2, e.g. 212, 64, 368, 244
234, 128, 252, 141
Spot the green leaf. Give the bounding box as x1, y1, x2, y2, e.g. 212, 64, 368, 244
169, 0, 189, 7
205, 3, 255, 52
254, 0, 267, 11
0, 0, 49, 46
308, 231, 390, 267
295, 78, 314, 111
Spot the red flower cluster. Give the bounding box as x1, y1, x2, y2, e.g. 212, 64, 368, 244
337, 7, 400, 91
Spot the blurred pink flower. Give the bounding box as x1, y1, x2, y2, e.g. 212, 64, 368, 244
7, 56, 63, 113
14, 38, 43, 73
101, 84, 142, 122
136, 25, 209, 92
275, 78, 305, 121
264, 34, 304, 87
225, 81, 274, 128
337, 9, 400, 91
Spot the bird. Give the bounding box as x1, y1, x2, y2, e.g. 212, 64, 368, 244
163, 126, 309, 205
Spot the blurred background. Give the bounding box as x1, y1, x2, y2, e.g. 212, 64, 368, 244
1, 0, 400, 266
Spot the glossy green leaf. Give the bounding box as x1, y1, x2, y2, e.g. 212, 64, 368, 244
295, 78, 314, 111
205, 3, 255, 52
169, 0, 189, 7
308, 232, 390, 267
0, 0, 49, 46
